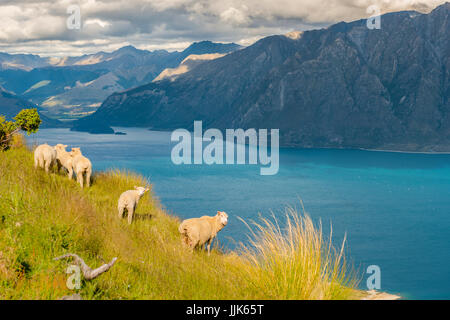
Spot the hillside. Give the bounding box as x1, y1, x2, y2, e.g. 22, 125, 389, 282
0, 87, 64, 128
0, 52, 49, 71
0, 138, 360, 300
77, 3, 450, 152
153, 53, 227, 82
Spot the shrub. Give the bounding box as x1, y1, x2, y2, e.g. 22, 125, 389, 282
0, 109, 41, 150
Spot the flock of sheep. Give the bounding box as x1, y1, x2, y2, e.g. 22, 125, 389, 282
34, 143, 91, 187
33, 143, 228, 255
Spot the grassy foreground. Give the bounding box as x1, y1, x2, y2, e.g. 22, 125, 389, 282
0, 137, 359, 299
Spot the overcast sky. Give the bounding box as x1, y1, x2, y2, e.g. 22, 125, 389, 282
0, 0, 446, 56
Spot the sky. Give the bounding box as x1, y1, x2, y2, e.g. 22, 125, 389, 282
0, 0, 446, 57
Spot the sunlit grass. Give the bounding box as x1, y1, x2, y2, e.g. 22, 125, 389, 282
237, 206, 358, 299
0, 137, 359, 299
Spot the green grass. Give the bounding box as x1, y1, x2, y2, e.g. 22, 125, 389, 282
0, 137, 359, 299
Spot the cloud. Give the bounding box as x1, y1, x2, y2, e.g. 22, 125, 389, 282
0, 0, 446, 56
220, 7, 251, 26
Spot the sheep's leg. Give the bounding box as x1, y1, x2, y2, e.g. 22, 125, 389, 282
190, 237, 199, 253
77, 171, 84, 188
207, 237, 214, 256
57, 161, 62, 173
127, 205, 134, 225
34, 156, 38, 169
44, 159, 51, 173
68, 167, 73, 180
37, 156, 43, 169
118, 205, 125, 219
85, 168, 92, 187
206, 238, 213, 256
38, 156, 44, 169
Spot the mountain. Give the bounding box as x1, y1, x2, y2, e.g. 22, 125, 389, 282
0, 87, 64, 128
176, 41, 243, 57
76, 3, 450, 151
0, 41, 242, 120
0, 53, 50, 71
153, 53, 227, 82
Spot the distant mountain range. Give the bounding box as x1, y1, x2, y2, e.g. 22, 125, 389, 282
0, 41, 242, 120
0, 87, 63, 128
75, 3, 450, 152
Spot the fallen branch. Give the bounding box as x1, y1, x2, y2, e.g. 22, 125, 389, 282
54, 253, 117, 280
0, 128, 20, 150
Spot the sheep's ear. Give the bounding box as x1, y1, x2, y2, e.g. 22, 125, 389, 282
217, 211, 221, 215
64, 145, 68, 148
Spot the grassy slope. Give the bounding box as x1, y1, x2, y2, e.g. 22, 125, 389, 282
0, 139, 358, 299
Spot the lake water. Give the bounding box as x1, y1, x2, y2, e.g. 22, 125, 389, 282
30, 128, 450, 300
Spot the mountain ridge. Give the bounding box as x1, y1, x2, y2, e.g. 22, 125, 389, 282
0, 41, 242, 120
75, 3, 450, 151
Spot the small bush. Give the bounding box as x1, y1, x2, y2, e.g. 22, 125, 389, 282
0, 109, 41, 150
0, 116, 17, 150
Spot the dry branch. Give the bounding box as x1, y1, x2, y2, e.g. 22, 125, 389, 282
54, 253, 117, 280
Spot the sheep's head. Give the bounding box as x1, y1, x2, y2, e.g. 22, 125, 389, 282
70, 147, 82, 157
217, 211, 228, 226
134, 186, 150, 196
55, 144, 68, 151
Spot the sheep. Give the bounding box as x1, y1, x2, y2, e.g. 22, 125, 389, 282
178, 211, 228, 255
117, 186, 150, 224
34, 143, 57, 173
54, 144, 73, 179
69, 147, 92, 188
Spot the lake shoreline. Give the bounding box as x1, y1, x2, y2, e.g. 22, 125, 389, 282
63, 125, 450, 155
359, 148, 450, 155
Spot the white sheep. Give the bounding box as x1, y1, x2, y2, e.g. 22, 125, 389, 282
118, 186, 150, 224
34, 143, 57, 173
54, 144, 73, 179
69, 147, 92, 188
178, 211, 228, 255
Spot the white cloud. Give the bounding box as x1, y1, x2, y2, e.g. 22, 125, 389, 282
220, 7, 251, 26
84, 19, 111, 28
0, 0, 446, 56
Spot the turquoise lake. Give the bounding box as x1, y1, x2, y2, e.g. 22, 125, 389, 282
31, 127, 450, 300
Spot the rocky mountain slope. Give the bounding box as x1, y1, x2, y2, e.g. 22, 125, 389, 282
77, 3, 450, 151
153, 53, 227, 82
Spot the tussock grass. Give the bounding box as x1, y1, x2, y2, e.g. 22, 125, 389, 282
0, 138, 359, 299
237, 208, 358, 299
